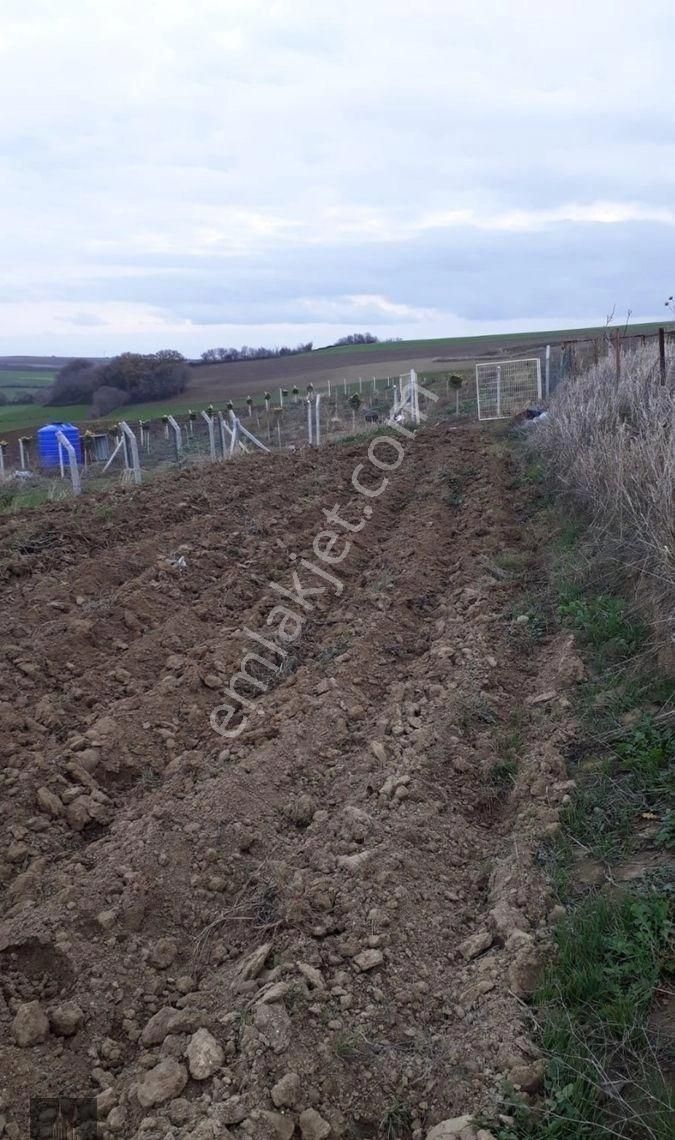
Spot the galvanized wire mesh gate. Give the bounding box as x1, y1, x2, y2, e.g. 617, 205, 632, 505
475, 358, 542, 420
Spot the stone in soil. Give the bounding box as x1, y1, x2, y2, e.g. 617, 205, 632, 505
186, 1027, 224, 1079
136, 1058, 188, 1107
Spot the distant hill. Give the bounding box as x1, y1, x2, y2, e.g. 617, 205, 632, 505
0, 320, 667, 435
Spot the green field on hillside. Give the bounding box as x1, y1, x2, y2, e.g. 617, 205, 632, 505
0, 403, 88, 434
0, 368, 56, 388
0, 397, 229, 435
1, 319, 668, 435
316, 321, 665, 357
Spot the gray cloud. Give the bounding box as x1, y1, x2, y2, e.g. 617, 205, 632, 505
0, 0, 673, 353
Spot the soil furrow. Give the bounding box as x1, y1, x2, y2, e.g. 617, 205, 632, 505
0, 426, 577, 1139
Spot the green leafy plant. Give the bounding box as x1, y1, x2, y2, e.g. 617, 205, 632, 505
380, 1099, 413, 1140
613, 717, 674, 784
490, 758, 518, 787
449, 372, 464, 414
557, 590, 647, 661
496, 892, 674, 1139
655, 810, 675, 851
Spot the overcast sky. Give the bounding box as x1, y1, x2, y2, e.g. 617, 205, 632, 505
1, 0, 674, 356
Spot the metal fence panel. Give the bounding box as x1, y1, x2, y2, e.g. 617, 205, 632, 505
475, 358, 542, 420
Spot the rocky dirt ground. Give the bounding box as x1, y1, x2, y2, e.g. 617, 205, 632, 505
0, 424, 584, 1140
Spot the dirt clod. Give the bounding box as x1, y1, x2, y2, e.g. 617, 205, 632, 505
458, 931, 493, 961
136, 1057, 188, 1107
271, 1071, 302, 1108
299, 1107, 332, 1140
49, 1001, 84, 1037
186, 1027, 224, 1079
11, 1001, 49, 1047
0, 426, 570, 1135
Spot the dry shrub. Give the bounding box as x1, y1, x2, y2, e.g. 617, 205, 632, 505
91, 385, 129, 417
530, 343, 673, 636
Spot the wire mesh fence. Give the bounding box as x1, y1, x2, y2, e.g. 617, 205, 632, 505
1, 331, 671, 507
475, 358, 542, 420
0, 374, 448, 505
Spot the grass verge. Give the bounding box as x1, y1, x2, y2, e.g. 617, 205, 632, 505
494, 449, 674, 1140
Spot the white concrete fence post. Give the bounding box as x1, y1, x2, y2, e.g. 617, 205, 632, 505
102, 435, 125, 473
408, 370, 420, 424
234, 416, 271, 453
119, 421, 142, 484
166, 415, 182, 458
229, 419, 239, 457
200, 411, 217, 462
55, 430, 81, 496
217, 412, 229, 459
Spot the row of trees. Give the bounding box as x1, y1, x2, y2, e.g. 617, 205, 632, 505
44, 351, 190, 415
329, 333, 403, 347
333, 333, 379, 346
200, 343, 313, 363
0, 391, 38, 406
199, 333, 403, 359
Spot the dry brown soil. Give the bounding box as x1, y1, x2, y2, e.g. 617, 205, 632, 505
0, 425, 582, 1140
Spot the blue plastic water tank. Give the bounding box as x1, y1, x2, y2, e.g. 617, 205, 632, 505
37, 423, 83, 467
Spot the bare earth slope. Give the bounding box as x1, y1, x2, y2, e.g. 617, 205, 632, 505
0, 426, 579, 1139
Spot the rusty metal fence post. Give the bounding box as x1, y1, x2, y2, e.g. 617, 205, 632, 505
658, 327, 666, 385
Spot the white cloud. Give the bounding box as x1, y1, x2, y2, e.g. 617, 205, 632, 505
414, 203, 675, 234
0, 0, 674, 352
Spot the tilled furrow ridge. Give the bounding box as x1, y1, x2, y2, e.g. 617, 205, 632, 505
0, 427, 576, 1139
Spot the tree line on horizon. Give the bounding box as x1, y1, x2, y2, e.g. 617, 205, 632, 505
35, 332, 403, 417
198, 332, 401, 362
199, 342, 313, 363
44, 351, 190, 416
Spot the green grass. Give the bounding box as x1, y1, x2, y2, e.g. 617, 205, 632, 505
0, 387, 387, 435
0, 318, 666, 435
497, 892, 673, 1140
0, 473, 134, 515
493, 548, 531, 576
541, 893, 671, 1041
380, 1099, 413, 1140
507, 590, 556, 647
490, 719, 525, 787
557, 589, 648, 663
0, 402, 88, 434
313, 322, 666, 358
0, 483, 63, 513
333, 1031, 365, 1061
0, 368, 55, 389
490, 758, 519, 787
555, 760, 646, 864
0, 396, 212, 435
495, 442, 674, 1140
538, 533, 673, 872
443, 474, 465, 509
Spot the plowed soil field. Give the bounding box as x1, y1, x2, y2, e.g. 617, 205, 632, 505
0, 425, 581, 1140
